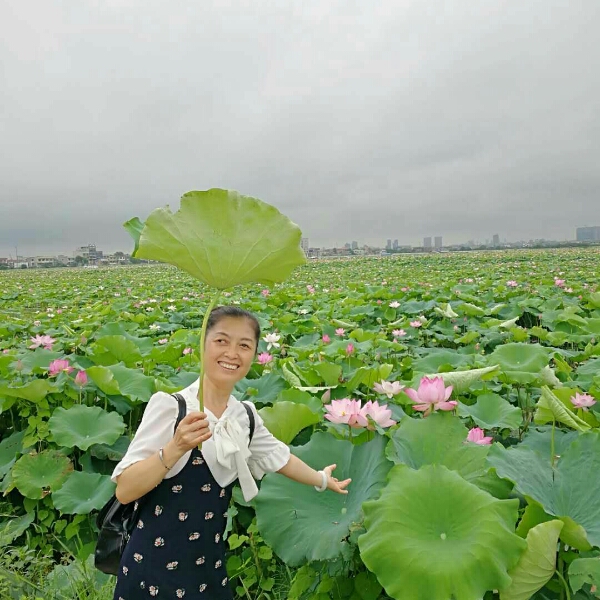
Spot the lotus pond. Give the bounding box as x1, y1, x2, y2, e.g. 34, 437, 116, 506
1, 248, 600, 600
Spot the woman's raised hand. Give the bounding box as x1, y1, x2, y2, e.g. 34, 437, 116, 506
172, 412, 212, 452
323, 463, 352, 494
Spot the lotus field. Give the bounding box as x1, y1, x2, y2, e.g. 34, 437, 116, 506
1, 248, 600, 600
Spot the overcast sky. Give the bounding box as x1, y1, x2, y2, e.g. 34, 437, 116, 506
1, 0, 599, 256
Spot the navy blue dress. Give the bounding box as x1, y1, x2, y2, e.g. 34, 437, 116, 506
113, 448, 234, 599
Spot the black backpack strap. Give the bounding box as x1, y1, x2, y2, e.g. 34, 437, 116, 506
241, 401, 255, 445
171, 393, 187, 434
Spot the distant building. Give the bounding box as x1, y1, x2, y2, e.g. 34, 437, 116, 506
576, 227, 600, 242
393, 239, 398, 250
386, 239, 392, 250
351, 241, 358, 250
300, 238, 309, 254
434, 236, 443, 249
74, 244, 103, 262
492, 234, 500, 247
423, 237, 432, 249
32, 256, 57, 268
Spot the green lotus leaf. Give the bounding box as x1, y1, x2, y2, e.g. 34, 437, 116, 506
89, 435, 131, 461
425, 365, 500, 394
412, 350, 475, 374
86, 365, 121, 396
258, 402, 320, 444
0, 430, 26, 478
489, 343, 551, 374
459, 302, 486, 316
359, 464, 526, 600
274, 389, 323, 414
255, 432, 392, 565
0, 511, 35, 544
0, 379, 59, 403
49, 405, 125, 450
12, 450, 72, 499
52, 472, 115, 514
236, 372, 286, 405
88, 335, 143, 367
10, 349, 64, 375
534, 386, 590, 431
458, 393, 523, 430
386, 413, 491, 484
500, 520, 563, 600
537, 366, 562, 387
124, 189, 306, 289
488, 431, 600, 548
568, 558, 600, 594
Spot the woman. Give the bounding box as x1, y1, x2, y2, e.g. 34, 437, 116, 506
112, 306, 351, 599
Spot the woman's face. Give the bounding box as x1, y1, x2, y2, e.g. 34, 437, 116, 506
203, 316, 257, 388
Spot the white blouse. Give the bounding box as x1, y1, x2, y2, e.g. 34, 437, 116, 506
111, 378, 291, 501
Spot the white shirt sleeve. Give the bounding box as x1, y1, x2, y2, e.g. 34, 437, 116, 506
111, 392, 190, 482
246, 403, 291, 479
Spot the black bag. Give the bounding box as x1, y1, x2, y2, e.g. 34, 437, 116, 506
94, 393, 187, 575
94, 395, 256, 575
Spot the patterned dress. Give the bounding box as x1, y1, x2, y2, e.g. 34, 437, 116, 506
113, 448, 234, 599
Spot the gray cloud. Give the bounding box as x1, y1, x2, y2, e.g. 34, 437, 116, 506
1, 0, 599, 256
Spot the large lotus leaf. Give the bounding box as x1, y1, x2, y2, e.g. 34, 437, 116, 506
49, 405, 125, 451
87, 364, 155, 403
489, 343, 551, 375
95, 322, 154, 354
258, 402, 321, 444
235, 372, 287, 405
0, 430, 26, 478
488, 431, 600, 548
124, 189, 306, 289
53, 472, 115, 514
534, 386, 590, 432
500, 520, 563, 600
359, 464, 525, 600
89, 435, 131, 461
386, 413, 490, 484
569, 558, 600, 594
12, 450, 72, 499
412, 350, 475, 373
425, 365, 500, 394
458, 393, 523, 430
0, 379, 59, 403
88, 335, 143, 367
255, 432, 392, 566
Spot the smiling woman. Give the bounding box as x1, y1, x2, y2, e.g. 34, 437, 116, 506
111, 305, 351, 600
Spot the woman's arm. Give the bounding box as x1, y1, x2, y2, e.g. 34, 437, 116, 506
115, 412, 212, 504
277, 454, 351, 494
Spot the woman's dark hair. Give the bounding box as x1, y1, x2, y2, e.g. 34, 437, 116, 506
205, 305, 261, 347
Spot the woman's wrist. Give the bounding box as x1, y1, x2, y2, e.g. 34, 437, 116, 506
314, 470, 328, 492
161, 440, 185, 469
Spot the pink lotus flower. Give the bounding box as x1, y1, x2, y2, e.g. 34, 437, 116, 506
48, 359, 73, 377
307, 285, 315, 294
261, 289, 270, 297
29, 334, 56, 350
258, 352, 273, 365
335, 328, 345, 336
466, 427, 493, 445
158, 338, 168, 344
554, 279, 565, 287
506, 280, 518, 287
346, 343, 355, 355
570, 392, 597, 411
74, 370, 88, 387
373, 380, 404, 398
410, 320, 422, 328
322, 334, 330, 343
404, 376, 456, 416
357, 400, 397, 429
324, 398, 362, 426
392, 329, 406, 337
183, 347, 193, 355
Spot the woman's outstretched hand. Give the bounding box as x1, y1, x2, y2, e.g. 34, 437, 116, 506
172, 411, 212, 452
323, 463, 352, 494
